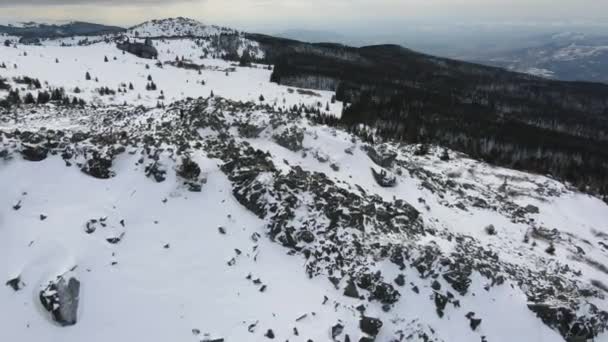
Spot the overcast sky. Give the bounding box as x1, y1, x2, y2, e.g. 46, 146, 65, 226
1, 0, 607, 33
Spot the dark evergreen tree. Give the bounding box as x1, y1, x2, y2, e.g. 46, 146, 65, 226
23, 92, 35, 104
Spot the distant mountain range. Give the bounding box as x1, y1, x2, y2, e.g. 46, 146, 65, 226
468, 32, 608, 83
0, 20, 124, 38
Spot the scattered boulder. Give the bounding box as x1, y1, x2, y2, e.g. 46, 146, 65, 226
344, 280, 360, 298
371, 168, 397, 188
21, 144, 48, 161
331, 323, 344, 339
367, 147, 397, 168
525, 204, 540, 214
6, 276, 25, 291
39, 274, 80, 326
359, 316, 383, 337
264, 329, 275, 339
145, 162, 167, 182
82, 153, 114, 179
273, 126, 304, 152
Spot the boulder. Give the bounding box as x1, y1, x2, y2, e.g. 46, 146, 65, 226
359, 316, 383, 336
39, 275, 80, 326
371, 168, 397, 188
21, 144, 48, 161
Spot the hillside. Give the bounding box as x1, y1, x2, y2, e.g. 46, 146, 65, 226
250, 35, 608, 201
2, 17, 608, 342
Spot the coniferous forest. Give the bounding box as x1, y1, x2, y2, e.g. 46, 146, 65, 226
247, 35, 608, 201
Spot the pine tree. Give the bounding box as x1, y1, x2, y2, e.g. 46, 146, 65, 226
147, 75, 152, 81
37, 91, 50, 104
129, 82, 134, 90
23, 92, 35, 104
104, 56, 109, 62
259, 94, 265, 102
85, 72, 91, 81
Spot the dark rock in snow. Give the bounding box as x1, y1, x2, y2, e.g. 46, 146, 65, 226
273, 126, 304, 152
366, 147, 397, 168
371, 168, 397, 188
344, 280, 360, 298
359, 316, 383, 336
264, 329, 275, 339
145, 162, 167, 182
332, 323, 344, 339
6, 276, 25, 291
82, 153, 114, 179
297, 230, 315, 243
39, 275, 80, 326
525, 204, 540, 214
21, 144, 48, 161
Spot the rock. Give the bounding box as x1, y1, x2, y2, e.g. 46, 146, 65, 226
273, 126, 304, 152
344, 280, 360, 298
371, 168, 397, 187
525, 204, 540, 214
145, 162, 167, 182
359, 316, 383, 336
264, 329, 275, 339
367, 148, 397, 168
82, 153, 114, 179
39, 274, 80, 326
6, 276, 25, 291
414, 144, 429, 156
331, 323, 344, 339
21, 144, 48, 161
431, 280, 441, 291
470, 318, 482, 331
297, 230, 315, 243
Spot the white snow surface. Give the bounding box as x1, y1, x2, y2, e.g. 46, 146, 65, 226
1, 19, 608, 342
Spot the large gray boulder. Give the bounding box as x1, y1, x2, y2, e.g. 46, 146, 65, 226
40, 275, 80, 326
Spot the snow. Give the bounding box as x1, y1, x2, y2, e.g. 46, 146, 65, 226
2, 17, 608, 342
127, 17, 237, 38
0, 39, 342, 115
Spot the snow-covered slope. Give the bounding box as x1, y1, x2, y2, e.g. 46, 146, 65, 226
2, 18, 608, 342
0, 38, 329, 111
2, 96, 608, 341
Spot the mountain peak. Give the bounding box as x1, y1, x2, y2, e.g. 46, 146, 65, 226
128, 17, 237, 38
